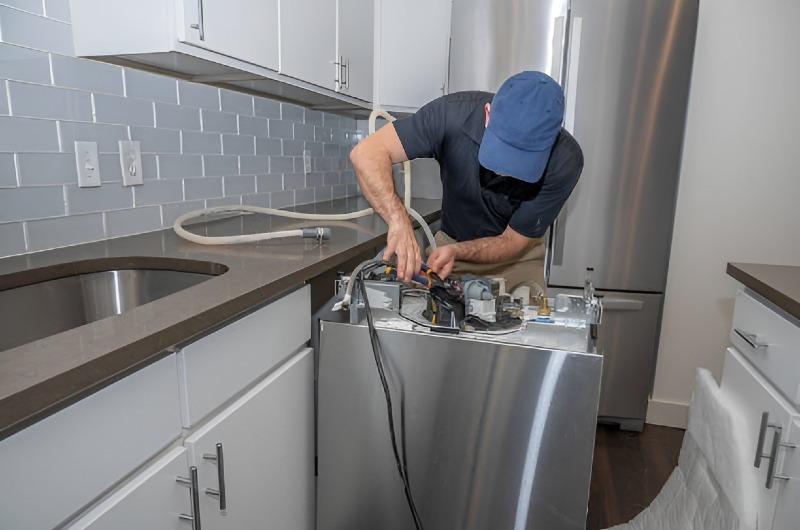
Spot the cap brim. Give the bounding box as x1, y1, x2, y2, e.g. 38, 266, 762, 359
478, 127, 550, 183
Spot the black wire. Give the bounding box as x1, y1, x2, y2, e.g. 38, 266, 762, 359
359, 272, 424, 530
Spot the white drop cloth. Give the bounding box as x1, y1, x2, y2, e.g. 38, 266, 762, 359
605, 369, 757, 530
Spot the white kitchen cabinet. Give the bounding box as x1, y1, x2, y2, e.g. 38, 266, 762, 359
0, 354, 183, 530
65, 447, 192, 530
374, 0, 451, 112
178, 0, 280, 70
69, 0, 372, 111
337, 0, 374, 102
177, 285, 311, 428
719, 287, 800, 530
280, 0, 337, 90
184, 348, 315, 529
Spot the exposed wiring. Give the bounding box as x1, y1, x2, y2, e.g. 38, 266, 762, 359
359, 272, 424, 530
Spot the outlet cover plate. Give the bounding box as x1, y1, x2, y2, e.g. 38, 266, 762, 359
74, 141, 101, 188
119, 141, 143, 186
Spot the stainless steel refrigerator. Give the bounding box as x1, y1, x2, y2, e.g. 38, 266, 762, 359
449, 0, 699, 430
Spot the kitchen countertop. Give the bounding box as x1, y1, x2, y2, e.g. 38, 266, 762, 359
727, 262, 800, 320
0, 197, 440, 440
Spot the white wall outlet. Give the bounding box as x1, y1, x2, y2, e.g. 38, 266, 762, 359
74, 141, 101, 188
119, 141, 143, 186
303, 149, 312, 175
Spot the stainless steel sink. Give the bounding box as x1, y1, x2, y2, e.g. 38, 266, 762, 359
0, 268, 221, 353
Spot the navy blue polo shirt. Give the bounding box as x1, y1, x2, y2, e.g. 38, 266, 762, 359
393, 91, 583, 241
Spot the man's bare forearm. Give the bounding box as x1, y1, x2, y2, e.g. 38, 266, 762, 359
449, 232, 535, 264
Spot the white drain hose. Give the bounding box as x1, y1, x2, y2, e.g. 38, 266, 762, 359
173, 109, 437, 251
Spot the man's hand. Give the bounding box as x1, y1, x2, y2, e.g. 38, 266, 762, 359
384, 220, 421, 282
426, 244, 458, 279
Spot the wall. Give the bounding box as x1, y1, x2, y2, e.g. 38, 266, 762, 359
647, 0, 800, 428
0, 0, 363, 259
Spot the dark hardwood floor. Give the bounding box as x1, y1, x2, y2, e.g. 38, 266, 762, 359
586, 423, 686, 530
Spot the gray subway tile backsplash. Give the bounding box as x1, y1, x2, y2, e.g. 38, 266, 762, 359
124, 69, 178, 104
93, 93, 154, 127
0, 186, 65, 223
44, 0, 71, 23
66, 184, 134, 215
158, 154, 203, 179
222, 134, 255, 156
268, 119, 294, 140
184, 176, 223, 201
0, 222, 26, 256
254, 98, 280, 119
203, 154, 239, 177
130, 126, 181, 154
0, 11, 365, 257
182, 131, 222, 155
58, 122, 129, 153
9, 81, 93, 121
201, 109, 238, 134
178, 81, 220, 110
0, 43, 51, 84
220, 91, 253, 116
223, 175, 256, 196
0, 6, 74, 56
51, 55, 124, 95
133, 179, 183, 207
105, 206, 162, 239
26, 213, 105, 252
155, 102, 201, 131
0, 153, 16, 187
2, 0, 43, 15
0, 116, 60, 152
17, 152, 76, 186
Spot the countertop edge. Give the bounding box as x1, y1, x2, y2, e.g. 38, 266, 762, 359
727, 262, 800, 321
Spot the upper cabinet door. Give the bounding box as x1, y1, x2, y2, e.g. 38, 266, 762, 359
179, 0, 280, 71
375, 0, 451, 111
336, 0, 374, 102
280, 0, 337, 90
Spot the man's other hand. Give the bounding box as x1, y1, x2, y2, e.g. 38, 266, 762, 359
426, 245, 458, 280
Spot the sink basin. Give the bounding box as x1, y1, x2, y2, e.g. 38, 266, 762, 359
0, 266, 223, 353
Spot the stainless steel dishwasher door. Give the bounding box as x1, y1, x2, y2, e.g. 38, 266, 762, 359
316, 320, 603, 530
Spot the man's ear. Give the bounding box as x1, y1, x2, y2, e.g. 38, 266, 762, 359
484, 103, 491, 127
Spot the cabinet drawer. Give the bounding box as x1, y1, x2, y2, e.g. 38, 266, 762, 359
720, 347, 798, 530
0, 355, 182, 530
177, 285, 310, 428
731, 288, 800, 408
65, 446, 191, 530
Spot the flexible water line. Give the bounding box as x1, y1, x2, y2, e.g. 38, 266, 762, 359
172, 109, 436, 250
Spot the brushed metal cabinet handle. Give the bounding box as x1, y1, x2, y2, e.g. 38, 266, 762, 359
189, 0, 205, 41
203, 442, 227, 511
734, 327, 768, 349
755, 412, 781, 467
176, 466, 202, 530
765, 428, 795, 489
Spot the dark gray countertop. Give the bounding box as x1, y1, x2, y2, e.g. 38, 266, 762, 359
0, 197, 440, 440
727, 262, 800, 320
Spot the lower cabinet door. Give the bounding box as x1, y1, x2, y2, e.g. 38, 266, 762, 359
66, 447, 192, 530
720, 347, 799, 530
183, 348, 315, 529
771, 416, 800, 530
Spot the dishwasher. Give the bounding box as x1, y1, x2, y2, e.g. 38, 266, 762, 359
314, 263, 604, 530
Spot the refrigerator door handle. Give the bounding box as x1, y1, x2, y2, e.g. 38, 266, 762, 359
551, 17, 582, 268
600, 298, 644, 312
563, 16, 582, 134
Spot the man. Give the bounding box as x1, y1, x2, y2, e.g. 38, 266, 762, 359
350, 71, 583, 288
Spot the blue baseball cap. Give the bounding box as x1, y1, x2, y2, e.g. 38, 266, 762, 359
478, 71, 564, 183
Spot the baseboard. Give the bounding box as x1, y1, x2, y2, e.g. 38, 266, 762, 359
645, 398, 689, 429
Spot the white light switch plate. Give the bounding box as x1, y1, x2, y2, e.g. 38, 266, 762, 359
303, 149, 312, 175
119, 141, 143, 186
74, 141, 100, 187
